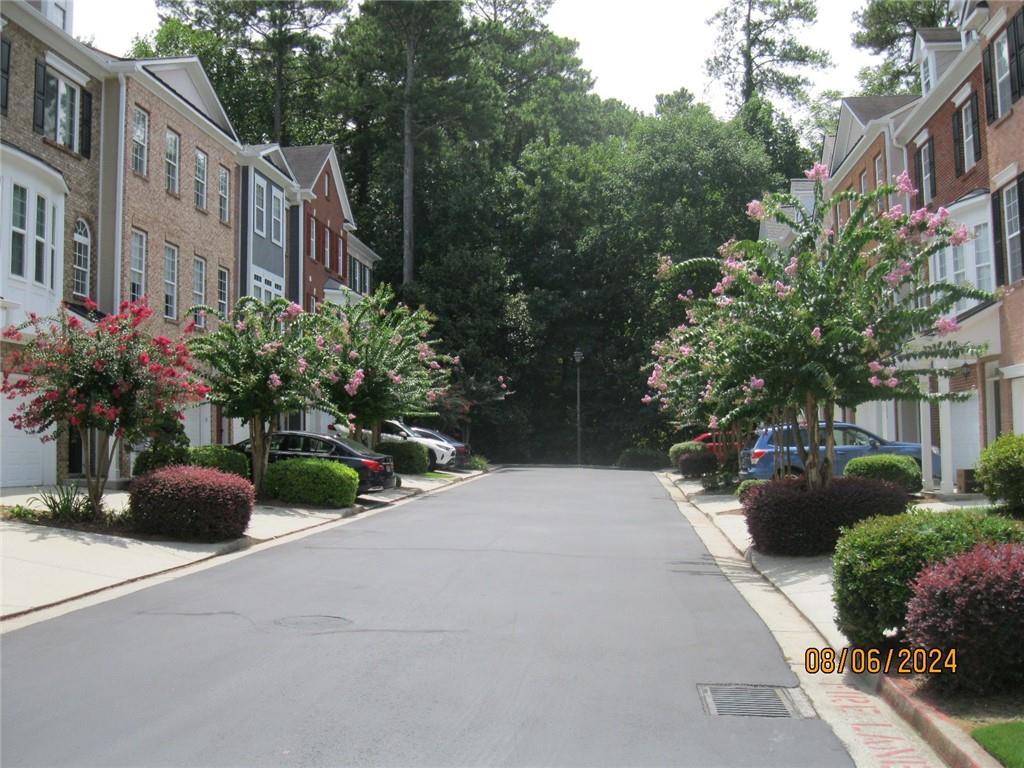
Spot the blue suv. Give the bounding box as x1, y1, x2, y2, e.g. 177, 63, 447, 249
739, 422, 940, 480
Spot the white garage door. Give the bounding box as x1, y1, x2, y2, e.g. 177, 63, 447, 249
0, 377, 57, 488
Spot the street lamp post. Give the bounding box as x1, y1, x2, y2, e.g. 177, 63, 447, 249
573, 347, 583, 466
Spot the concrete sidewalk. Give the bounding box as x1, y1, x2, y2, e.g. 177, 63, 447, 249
1, 469, 482, 618
669, 475, 1004, 768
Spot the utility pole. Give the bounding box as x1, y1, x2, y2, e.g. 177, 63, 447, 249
574, 348, 583, 466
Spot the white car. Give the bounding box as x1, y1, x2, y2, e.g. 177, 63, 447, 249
379, 420, 456, 470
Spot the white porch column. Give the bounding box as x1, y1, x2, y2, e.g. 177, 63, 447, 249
919, 376, 935, 491
937, 377, 955, 493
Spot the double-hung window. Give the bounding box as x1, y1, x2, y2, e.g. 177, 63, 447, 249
920, 142, 934, 205
10, 185, 27, 277
994, 33, 1011, 120
193, 257, 207, 327
974, 223, 993, 293
165, 129, 180, 194
132, 107, 149, 175
323, 226, 330, 265
921, 58, 932, 94
271, 188, 283, 245
1005, 184, 1022, 284
73, 220, 90, 297
310, 218, 318, 260
194, 149, 208, 210
45, 73, 79, 151
163, 244, 178, 319
130, 230, 146, 302
254, 177, 267, 237
218, 167, 230, 223
961, 100, 976, 172
33, 195, 47, 284
217, 267, 230, 316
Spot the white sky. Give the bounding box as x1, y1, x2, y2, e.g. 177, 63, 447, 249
74, 0, 881, 120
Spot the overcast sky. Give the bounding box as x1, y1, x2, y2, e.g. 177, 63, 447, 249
74, 0, 881, 120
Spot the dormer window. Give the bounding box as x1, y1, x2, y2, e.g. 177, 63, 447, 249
921, 58, 933, 94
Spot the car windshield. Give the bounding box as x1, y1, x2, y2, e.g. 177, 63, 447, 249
332, 435, 374, 454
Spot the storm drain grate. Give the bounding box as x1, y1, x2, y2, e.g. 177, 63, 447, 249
697, 684, 815, 719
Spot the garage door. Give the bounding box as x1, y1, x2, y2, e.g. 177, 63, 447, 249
0, 377, 57, 488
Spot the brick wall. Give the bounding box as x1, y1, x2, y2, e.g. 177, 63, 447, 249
302, 167, 348, 309
998, 286, 1024, 432
120, 76, 236, 335
0, 20, 101, 306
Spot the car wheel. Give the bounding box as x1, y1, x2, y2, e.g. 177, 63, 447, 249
428, 452, 438, 471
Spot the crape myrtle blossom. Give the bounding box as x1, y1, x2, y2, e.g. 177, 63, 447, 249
804, 163, 829, 182
746, 200, 766, 221
934, 316, 961, 335
894, 170, 918, 197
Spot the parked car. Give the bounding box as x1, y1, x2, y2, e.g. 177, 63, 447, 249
378, 420, 456, 470
231, 431, 398, 493
409, 426, 471, 468
739, 422, 941, 481
692, 430, 749, 462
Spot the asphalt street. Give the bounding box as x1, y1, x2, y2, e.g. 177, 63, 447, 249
1, 467, 853, 767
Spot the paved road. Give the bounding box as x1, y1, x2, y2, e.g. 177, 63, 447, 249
1, 468, 852, 767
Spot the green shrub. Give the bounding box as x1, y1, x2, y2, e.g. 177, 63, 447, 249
700, 472, 723, 491
189, 445, 250, 478
735, 479, 768, 500
669, 441, 707, 465
833, 508, 1024, 647
263, 458, 359, 507
976, 433, 1024, 514
29, 483, 95, 522
467, 454, 490, 471
844, 454, 922, 493
375, 440, 430, 474
616, 447, 668, 469
130, 466, 254, 541
133, 412, 190, 476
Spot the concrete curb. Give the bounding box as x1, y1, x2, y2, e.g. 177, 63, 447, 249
1, 471, 485, 623
667, 474, 1001, 768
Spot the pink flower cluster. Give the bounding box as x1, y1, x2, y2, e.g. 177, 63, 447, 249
746, 200, 765, 221
934, 316, 961, 335
280, 302, 303, 321
883, 259, 912, 287
344, 369, 365, 397
804, 163, 830, 182
894, 170, 918, 197
949, 224, 970, 246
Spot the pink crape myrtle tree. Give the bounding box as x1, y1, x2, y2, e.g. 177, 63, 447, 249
1, 299, 209, 514
187, 296, 340, 495
646, 164, 989, 489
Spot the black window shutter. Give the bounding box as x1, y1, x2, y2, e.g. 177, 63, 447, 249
33, 59, 46, 133
928, 139, 937, 200
1015, 10, 1024, 105
993, 191, 1006, 287
983, 45, 996, 123
970, 92, 982, 162
1011, 12, 1021, 103
79, 89, 92, 158
1, 40, 10, 114
914, 149, 924, 208
953, 110, 964, 177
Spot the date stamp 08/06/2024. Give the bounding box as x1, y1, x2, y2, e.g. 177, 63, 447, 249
804, 647, 958, 675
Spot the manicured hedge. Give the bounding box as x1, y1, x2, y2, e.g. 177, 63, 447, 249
844, 454, 922, 493
976, 433, 1024, 515
616, 447, 668, 469
133, 444, 189, 476
833, 508, 1024, 648
677, 449, 718, 479
263, 458, 359, 507
669, 441, 706, 465
735, 479, 768, 501
189, 445, 250, 478
906, 542, 1024, 693
130, 466, 254, 541
376, 441, 430, 474
743, 477, 908, 556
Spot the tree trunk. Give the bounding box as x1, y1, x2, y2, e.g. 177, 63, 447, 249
81, 428, 118, 517
371, 419, 382, 449
402, 37, 416, 286
250, 419, 272, 496
742, 0, 755, 103
272, 16, 287, 144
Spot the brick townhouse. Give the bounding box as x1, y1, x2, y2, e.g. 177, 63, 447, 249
775, 0, 1024, 491
1, 2, 106, 487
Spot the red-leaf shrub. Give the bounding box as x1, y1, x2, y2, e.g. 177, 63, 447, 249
905, 542, 1024, 693
743, 477, 908, 555
131, 466, 254, 541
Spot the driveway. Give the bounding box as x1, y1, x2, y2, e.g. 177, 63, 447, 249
1, 467, 851, 767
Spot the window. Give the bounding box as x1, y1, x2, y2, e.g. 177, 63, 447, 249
193, 257, 207, 327
218, 167, 230, 223
952, 241, 967, 312
874, 154, 885, 211
994, 33, 1011, 119
194, 149, 208, 210
349, 254, 357, 292
1005, 184, 1022, 284
72, 220, 90, 297
251, 268, 283, 302
921, 58, 932, 94
859, 170, 868, 200
974, 223, 992, 293
34, 195, 47, 284
920, 142, 934, 205
165, 129, 180, 194
323, 226, 329, 264
130, 229, 146, 302
54, 2, 67, 29
254, 176, 267, 237
163, 244, 178, 319
10, 185, 26, 277
338, 236, 344, 273
49, 203, 57, 290
217, 267, 230, 316
961, 100, 976, 172
932, 244, 947, 283
43, 71, 79, 152
310, 218, 318, 260
271, 188, 283, 245
131, 107, 149, 175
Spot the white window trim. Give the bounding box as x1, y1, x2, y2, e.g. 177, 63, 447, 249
952, 83, 972, 107
9, 184, 28, 279
1004, 184, 1022, 284
251, 266, 284, 301
130, 229, 147, 302
33, 194, 47, 285
217, 267, 230, 316
993, 162, 1019, 190
46, 74, 79, 152
165, 129, 180, 194
921, 143, 933, 205
310, 218, 317, 260
921, 57, 932, 94
254, 176, 267, 238
44, 51, 88, 88
194, 149, 208, 210
271, 188, 283, 246
72, 219, 90, 297
994, 32, 1011, 119
218, 166, 230, 223
163, 243, 178, 320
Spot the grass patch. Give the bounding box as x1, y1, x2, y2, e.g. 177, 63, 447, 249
423, 471, 453, 480
973, 722, 1024, 768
